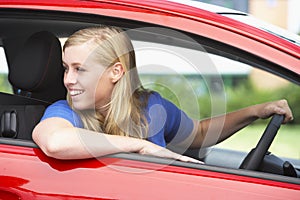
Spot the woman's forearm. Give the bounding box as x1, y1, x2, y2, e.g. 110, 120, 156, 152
46, 127, 146, 159
33, 118, 144, 159
196, 106, 258, 147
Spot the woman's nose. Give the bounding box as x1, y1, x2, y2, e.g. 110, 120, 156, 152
64, 70, 77, 85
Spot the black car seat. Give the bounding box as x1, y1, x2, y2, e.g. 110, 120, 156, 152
9, 31, 66, 103
0, 31, 66, 140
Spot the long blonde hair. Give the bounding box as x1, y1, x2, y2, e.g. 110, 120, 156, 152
63, 26, 150, 139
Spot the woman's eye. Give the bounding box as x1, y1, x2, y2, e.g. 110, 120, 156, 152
76, 67, 86, 72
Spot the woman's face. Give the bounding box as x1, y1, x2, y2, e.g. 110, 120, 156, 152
63, 42, 114, 112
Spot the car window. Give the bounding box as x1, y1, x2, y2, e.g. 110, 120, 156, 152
133, 39, 300, 162
0, 47, 13, 94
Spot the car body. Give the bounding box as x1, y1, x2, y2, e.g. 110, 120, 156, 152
0, 0, 299, 199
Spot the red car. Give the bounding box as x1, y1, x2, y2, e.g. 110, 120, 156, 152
0, 0, 299, 199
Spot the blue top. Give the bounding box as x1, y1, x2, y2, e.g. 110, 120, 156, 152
41, 92, 194, 147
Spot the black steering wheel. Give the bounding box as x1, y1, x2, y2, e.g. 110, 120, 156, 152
239, 114, 284, 170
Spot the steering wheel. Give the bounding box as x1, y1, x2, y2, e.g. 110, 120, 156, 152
239, 114, 284, 170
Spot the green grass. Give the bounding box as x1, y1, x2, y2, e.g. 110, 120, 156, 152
215, 124, 300, 160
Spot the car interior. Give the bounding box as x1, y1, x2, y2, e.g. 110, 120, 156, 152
0, 8, 299, 184
1, 30, 66, 144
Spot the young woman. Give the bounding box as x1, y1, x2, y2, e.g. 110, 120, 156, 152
33, 26, 293, 163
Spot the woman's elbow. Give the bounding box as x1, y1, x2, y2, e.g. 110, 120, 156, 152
33, 128, 67, 159
43, 137, 64, 158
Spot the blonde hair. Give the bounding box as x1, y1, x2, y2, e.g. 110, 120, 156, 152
63, 25, 150, 139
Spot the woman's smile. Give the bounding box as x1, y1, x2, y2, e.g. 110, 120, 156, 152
69, 89, 84, 97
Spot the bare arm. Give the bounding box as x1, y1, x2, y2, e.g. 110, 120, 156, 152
33, 117, 202, 163
189, 99, 293, 148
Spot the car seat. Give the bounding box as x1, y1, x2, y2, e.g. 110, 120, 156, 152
0, 31, 66, 140
8, 31, 66, 103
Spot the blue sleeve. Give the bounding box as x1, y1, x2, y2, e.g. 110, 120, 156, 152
146, 92, 194, 146
161, 96, 194, 144
41, 100, 83, 128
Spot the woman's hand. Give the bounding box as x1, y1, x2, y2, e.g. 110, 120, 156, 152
138, 140, 204, 164
255, 99, 293, 124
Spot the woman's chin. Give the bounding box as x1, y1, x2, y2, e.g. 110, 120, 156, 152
72, 102, 95, 112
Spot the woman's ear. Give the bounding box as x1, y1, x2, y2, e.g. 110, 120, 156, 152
110, 62, 125, 83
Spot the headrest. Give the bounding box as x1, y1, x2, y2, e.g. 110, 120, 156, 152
8, 31, 66, 103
